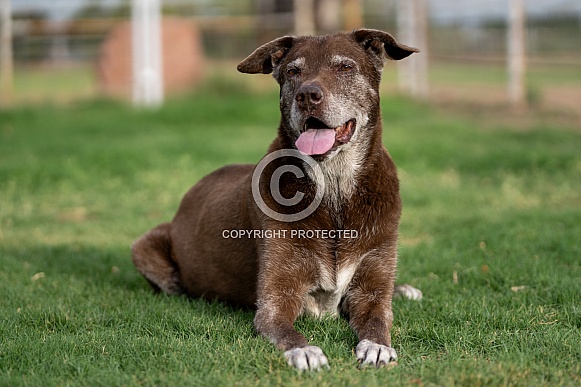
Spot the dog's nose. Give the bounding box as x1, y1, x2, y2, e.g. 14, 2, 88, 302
296, 83, 323, 109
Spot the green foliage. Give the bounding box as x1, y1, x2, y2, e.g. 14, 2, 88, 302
0, 93, 580, 386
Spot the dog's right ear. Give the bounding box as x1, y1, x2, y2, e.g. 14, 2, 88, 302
237, 36, 296, 74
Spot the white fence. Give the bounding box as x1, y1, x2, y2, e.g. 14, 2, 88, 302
1, 0, 580, 108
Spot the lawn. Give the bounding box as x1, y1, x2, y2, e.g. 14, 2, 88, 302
0, 86, 580, 386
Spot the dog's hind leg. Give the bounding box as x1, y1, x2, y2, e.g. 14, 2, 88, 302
131, 222, 183, 295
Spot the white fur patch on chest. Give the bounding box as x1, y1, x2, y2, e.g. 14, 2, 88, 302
302, 262, 358, 318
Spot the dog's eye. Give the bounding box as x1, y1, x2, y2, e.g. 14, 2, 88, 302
287, 68, 300, 76
338, 64, 353, 72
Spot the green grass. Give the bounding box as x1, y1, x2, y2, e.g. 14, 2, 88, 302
429, 60, 581, 86
12, 66, 96, 104
1, 87, 580, 386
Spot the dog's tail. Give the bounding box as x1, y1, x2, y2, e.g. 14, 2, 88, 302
131, 222, 184, 295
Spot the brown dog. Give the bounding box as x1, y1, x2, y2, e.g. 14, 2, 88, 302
132, 29, 422, 371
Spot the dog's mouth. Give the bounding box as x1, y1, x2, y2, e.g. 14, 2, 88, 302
295, 117, 356, 156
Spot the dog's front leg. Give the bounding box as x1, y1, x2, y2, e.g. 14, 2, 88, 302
344, 247, 399, 368
254, 248, 329, 371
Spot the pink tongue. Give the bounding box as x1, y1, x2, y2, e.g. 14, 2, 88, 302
295, 129, 336, 155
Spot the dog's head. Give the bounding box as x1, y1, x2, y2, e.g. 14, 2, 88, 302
238, 29, 418, 160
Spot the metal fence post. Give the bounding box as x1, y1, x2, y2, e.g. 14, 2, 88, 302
294, 0, 315, 35
397, 0, 429, 99
508, 0, 526, 108
0, 0, 13, 106
132, 0, 163, 107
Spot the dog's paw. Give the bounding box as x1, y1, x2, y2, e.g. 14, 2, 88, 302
356, 339, 397, 368
394, 284, 423, 300
284, 345, 329, 371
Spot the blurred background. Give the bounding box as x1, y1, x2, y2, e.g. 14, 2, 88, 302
1, 0, 580, 114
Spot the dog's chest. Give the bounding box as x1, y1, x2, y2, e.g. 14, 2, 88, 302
306, 145, 364, 212
302, 261, 358, 318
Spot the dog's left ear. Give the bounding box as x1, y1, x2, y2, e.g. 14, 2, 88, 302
352, 29, 419, 70
237, 36, 296, 75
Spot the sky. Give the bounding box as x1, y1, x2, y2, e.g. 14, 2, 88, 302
428, 0, 581, 24
10, 0, 581, 22
12, 0, 121, 20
